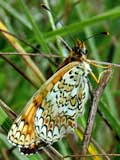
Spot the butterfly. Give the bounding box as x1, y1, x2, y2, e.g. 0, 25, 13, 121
7, 39, 102, 155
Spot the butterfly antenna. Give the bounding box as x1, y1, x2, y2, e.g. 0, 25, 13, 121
83, 31, 109, 42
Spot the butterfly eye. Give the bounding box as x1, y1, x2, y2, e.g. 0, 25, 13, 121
72, 47, 78, 53
84, 49, 88, 55
72, 47, 83, 55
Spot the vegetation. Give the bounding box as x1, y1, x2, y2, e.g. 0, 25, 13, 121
0, 0, 120, 159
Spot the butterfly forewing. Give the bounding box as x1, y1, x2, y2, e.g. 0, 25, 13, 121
8, 61, 88, 153
7, 94, 43, 148
34, 61, 91, 144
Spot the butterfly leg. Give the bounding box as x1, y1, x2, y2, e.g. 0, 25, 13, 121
90, 69, 112, 84
86, 59, 112, 69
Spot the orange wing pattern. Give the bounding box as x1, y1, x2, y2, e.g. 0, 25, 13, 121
7, 94, 43, 153
7, 62, 82, 154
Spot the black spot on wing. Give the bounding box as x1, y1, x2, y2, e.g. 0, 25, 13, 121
19, 141, 48, 155
20, 147, 37, 154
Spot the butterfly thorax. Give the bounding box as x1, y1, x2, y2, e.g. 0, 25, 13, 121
71, 39, 87, 60
58, 40, 87, 70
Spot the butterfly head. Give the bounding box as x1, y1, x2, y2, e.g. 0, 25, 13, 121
71, 39, 88, 61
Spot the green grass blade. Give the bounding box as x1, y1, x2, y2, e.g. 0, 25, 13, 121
45, 6, 120, 40
100, 101, 120, 138
0, 106, 12, 132
0, 1, 32, 29
18, 0, 50, 53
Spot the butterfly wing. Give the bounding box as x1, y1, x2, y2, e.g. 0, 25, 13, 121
7, 93, 43, 151
35, 62, 90, 144
7, 62, 80, 153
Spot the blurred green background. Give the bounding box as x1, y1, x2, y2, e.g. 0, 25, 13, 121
0, 0, 120, 160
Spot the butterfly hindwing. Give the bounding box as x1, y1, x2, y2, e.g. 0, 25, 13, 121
34, 62, 90, 143
7, 62, 80, 153
7, 94, 43, 148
